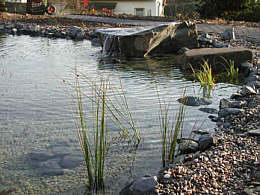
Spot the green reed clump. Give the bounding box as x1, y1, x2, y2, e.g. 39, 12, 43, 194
73, 70, 141, 191
158, 89, 186, 167
227, 60, 239, 84
75, 74, 107, 189
222, 58, 239, 84
190, 61, 215, 97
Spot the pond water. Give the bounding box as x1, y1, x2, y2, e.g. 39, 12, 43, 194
0, 34, 238, 194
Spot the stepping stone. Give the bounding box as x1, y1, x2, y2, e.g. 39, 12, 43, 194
178, 47, 253, 73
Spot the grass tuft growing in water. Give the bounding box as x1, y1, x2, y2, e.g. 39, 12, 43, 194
189, 61, 215, 97
73, 70, 141, 191
221, 58, 239, 84
158, 89, 186, 167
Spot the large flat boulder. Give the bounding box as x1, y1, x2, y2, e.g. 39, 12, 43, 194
178, 47, 253, 72
95, 21, 198, 57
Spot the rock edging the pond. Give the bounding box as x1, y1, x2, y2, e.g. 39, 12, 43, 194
120, 62, 260, 194
0, 22, 94, 40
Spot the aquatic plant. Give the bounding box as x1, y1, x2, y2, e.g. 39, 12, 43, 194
189, 61, 215, 97
73, 70, 140, 191
226, 60, 239, 84
221, 58, 239, 84
158, 89, 186, 167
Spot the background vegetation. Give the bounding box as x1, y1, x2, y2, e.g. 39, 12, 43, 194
195, 0, 260, 22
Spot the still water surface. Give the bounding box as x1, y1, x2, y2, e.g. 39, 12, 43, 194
0, 35, 237, 194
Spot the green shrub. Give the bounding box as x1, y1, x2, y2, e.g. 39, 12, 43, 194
196, 0, 260, 21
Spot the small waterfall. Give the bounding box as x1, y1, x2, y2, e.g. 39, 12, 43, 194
102, 35, 120, 57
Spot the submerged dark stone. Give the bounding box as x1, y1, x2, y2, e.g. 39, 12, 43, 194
120, 175, 158, 195
199, 107, 218, 114
28, 150, 53, 161
59, 154, 84, 169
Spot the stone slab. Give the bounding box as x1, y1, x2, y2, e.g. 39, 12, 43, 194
178, 47, 253, 72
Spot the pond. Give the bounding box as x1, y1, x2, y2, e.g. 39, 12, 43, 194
0, 34, 238, 194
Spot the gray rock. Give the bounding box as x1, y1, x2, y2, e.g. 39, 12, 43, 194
216, 122, 231, 128
219, 98, 230, 109
208, 115, 218, 122
179, 140, 198, 154
198, 135, 214, 152
177, 47, 189, 54
249, 70, 260, 78
198, 37, 213, 46
192, 129, 209, 135
212, 39, 229, 48
199, 107, 218, 114
221, 27, 235, 41
230, 93, 243, 100
119, 175, 158, 195
59, 154, 84, 169
75, 31, 85, 41
245, 74, 260, 83
247, 81, 260, 89
212, 42, 229, 48
220, 98, 247, 109
247, 129, 260, 136
29, 28, 41, 37
241, 61, 253, 75
240, 85, 257, 96
173, 154, 187, 164
199, 31, 210, 39
67, 26, 84, 40
218, 108, 244, 117
91, 38, 101, 47
178, 96, 212, 106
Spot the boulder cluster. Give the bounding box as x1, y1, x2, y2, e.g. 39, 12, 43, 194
0, 22, 93, 41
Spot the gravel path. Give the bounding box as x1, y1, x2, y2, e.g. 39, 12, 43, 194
62, 15, 260, 45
